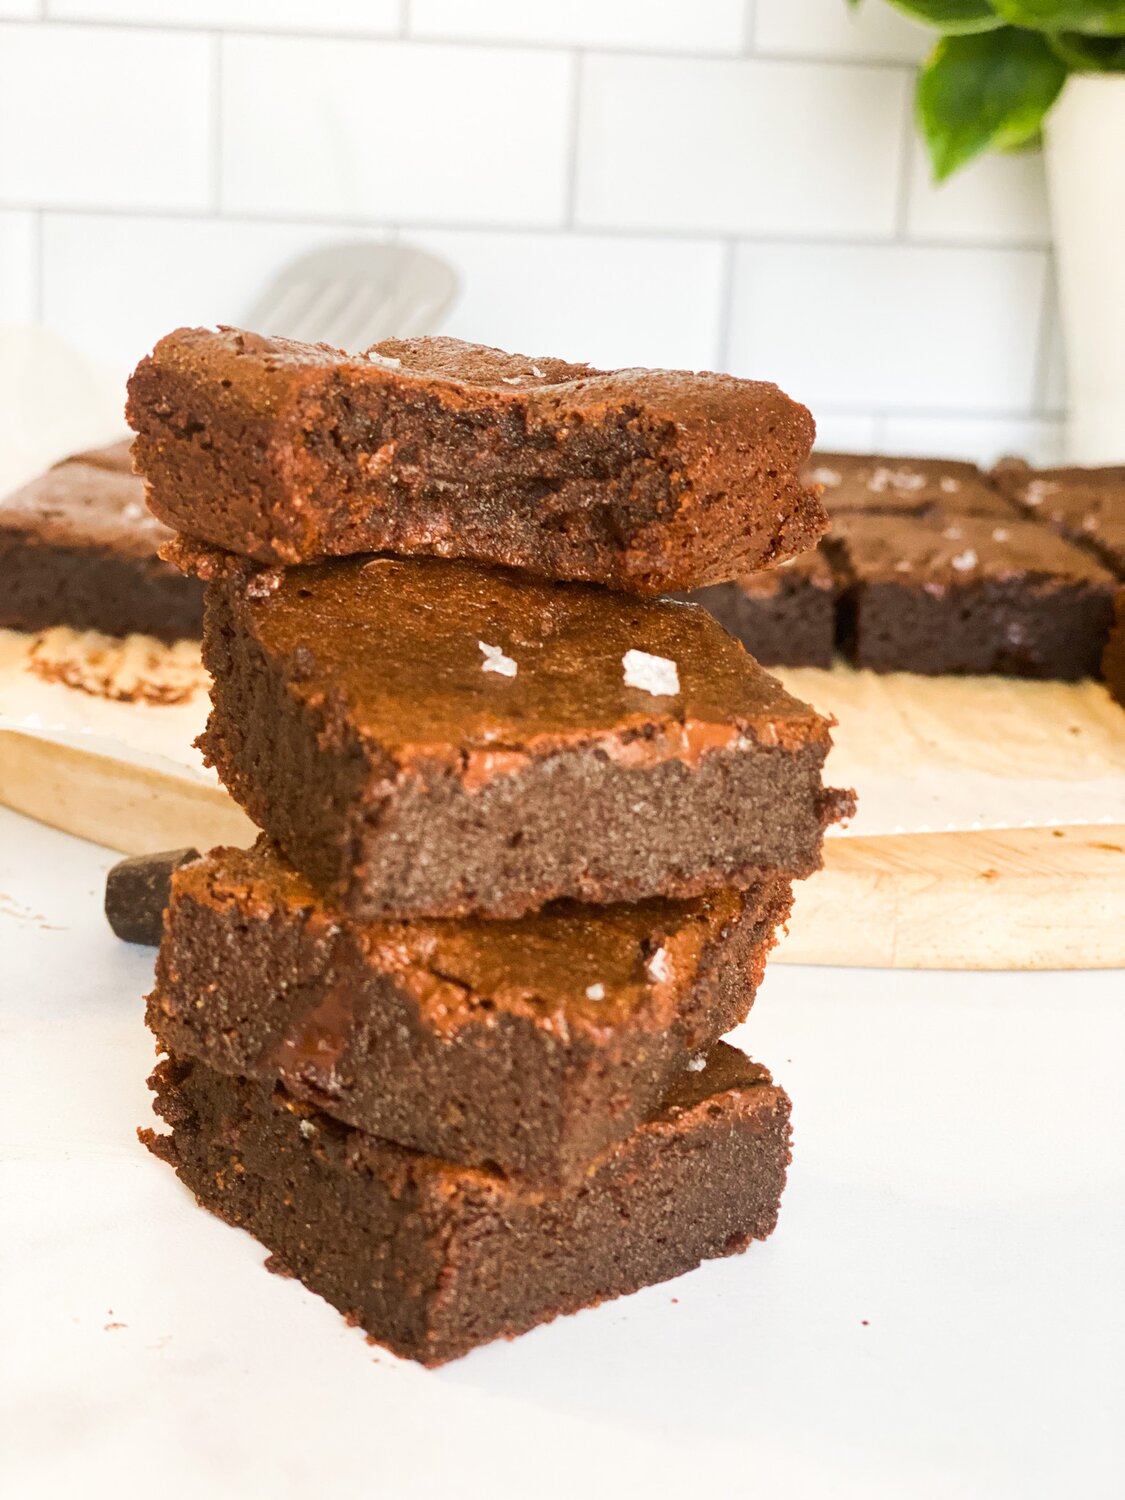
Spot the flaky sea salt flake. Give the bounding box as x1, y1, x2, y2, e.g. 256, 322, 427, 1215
585, 983, 606, 1002
646, 948, 672, 984
622, 649, 679, 697
686, 1054, 707, 1073
950, 549, 978, 572
479, 640, 517, 678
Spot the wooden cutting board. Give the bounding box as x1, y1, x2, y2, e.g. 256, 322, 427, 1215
3, 729, 1122, 970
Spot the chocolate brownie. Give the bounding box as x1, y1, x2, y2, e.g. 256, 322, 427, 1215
828, 511, 1116, 678
142, 1042, 791, 1365
126, 326, 826, 593
195, 552, 854, 919
808, 452, 1015, 519
147, 838, 791, 1182
1102, 588, 1125, 709
992, 459, 1125, 574
684, 549, 836, 668
0, 441, 204, 641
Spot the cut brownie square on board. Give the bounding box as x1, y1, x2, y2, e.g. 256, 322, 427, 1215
126, 326, 826, 594
147, 838, 792, 1183
684, 548, 836, 668
828, 511, 1115, 677
194, 551, 853, 920
0, 441, 204, 641
143, 1042, 792, 1366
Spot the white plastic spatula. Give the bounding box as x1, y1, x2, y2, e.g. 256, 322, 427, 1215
242, 243, 458, 352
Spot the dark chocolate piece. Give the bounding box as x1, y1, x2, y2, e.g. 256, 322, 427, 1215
195, 552, 854, 919
142, 1043, 791, 1366
147, 837, 791, 1182
992, 458, 1125, 574
684, 549, 836, 668
827, 511, 1115, 678
808, 452, 1015, 519
0, 442, 204, 641
126, 326, 827, 594
105, 847, 200, 945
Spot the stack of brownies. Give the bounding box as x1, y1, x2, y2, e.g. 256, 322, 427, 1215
126, 327, 853, 1365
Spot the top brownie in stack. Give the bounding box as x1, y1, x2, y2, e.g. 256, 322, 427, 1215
192, 549, 854, 920
126, 327, 826, 595
0, 440, 204, 641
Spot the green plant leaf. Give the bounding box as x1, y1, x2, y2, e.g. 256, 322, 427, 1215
1048, 28, 1125, 64
917, 28, 1068, 178
990, 1, 1125, 33
882, 0, 1006, 32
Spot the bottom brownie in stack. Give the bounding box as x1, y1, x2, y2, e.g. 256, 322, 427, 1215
141, 840, 794, 1359
145, 1043, 790, 1368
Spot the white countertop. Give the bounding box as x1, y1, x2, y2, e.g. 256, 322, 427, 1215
2, 803, 1122, 1500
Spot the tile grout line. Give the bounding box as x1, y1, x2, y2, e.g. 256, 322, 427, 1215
398, 0, 410, 40
563, 51, 584, 229
0, 202, 1050, 256
0, 15, 929, 68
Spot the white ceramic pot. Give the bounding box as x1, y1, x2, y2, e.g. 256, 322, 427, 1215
1045, 73, 1125, 465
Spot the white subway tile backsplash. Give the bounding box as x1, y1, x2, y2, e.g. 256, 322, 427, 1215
728, 243, 1049, 413
809, 412, 881, 453
575, 54, 909, 237
0, 20, 1074, 449
0, 211, 36, 322
403, 228, 725, 371
220, 37, 571, 227
0, 24, 211, 211
754, 0, 928, 62
408, 0, 745, 54
40, 214, 390, 378
878, 415, 1066, 467
48, 1, 401, 31
906, 139, 1051, 245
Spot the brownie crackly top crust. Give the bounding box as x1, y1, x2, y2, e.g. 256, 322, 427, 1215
1, 440, 164, 560
127, 326, 827, 593
829, 510, 1113, 586
808, 452, 1015, 519
214, 552, 833, 762
992, 458, 1125, 574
